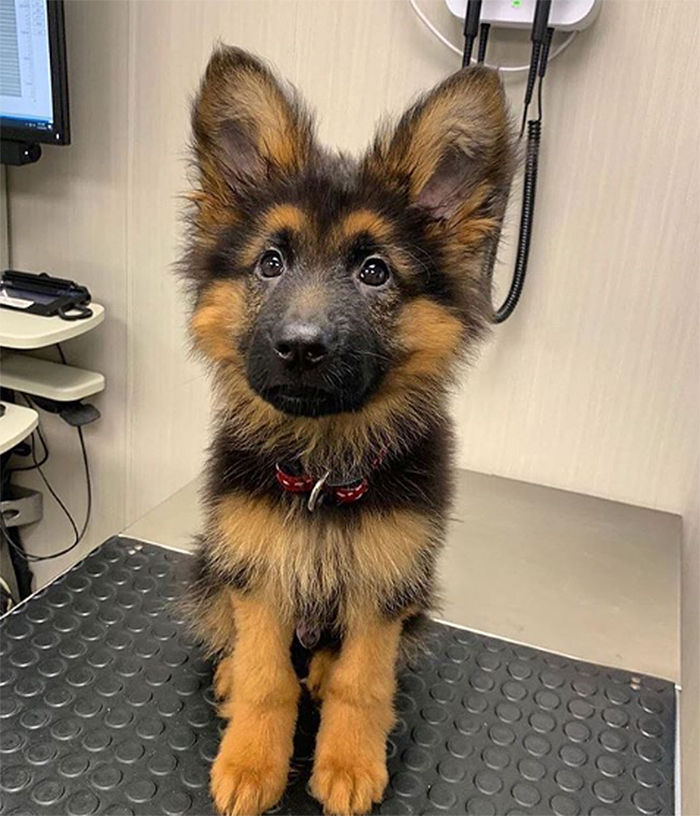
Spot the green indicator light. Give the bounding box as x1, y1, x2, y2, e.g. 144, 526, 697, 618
512, 0, 521, 6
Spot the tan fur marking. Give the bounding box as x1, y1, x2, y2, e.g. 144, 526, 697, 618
306, 650, 337, 702
310, 616, 403, 814
190, 280, 247, 364
213, 656, 236, 702
337, 209, 394, 244
392, 297, 463, 380
436, 181, 500, 246
263, 202, 308, 234
236, 203, 309, 269
212, 494, 435, 622
333, 211, 420, 282
210, 592, 299, 816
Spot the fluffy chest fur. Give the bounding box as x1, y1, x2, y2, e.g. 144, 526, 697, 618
210, 491, 437, 622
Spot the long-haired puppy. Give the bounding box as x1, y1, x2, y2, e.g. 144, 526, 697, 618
182, 46, 514, 816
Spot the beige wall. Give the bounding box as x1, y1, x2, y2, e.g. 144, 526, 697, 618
456, 0, 699, 511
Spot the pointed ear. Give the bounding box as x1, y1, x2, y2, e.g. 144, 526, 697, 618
191, 46, 315, 208
363, 67, 515, 226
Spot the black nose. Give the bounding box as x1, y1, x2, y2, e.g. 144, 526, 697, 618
273, 322, 330, 369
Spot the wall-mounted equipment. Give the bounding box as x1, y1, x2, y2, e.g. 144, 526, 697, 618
411, 0, 599, 321
0, 0, 70, 166
445, 0, 600, 32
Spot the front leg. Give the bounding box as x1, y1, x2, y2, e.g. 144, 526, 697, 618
310, 615, 402, 815
211, 591, 300, 816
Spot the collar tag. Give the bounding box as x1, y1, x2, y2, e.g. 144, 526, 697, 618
307, 471, 330, 512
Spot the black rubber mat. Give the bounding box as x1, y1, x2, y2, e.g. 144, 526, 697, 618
0, 538, 675, 816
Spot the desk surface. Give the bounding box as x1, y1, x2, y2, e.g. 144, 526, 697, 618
0, 303, 105, 349
124, 469, 681, 683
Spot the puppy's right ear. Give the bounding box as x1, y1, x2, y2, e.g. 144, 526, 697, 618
190, 46, 314, 222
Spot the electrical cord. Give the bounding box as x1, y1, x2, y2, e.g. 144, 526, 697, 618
0, 574, 18, 610
408, 0, 576, 72
493, 115, 542, 322
1, 346, 93, 563
25, 408, 80, 543
492, 25, 552, 323
7, 428, 49, 472
520, 40, 541, 135
520, 2, 552, 134
1, 422, 91, 562
462, 0, 482, 67
477, 22, 490, 64
538, 25, 554, 80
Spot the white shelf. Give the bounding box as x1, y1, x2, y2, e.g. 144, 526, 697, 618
0, 303, 105, 349
0, 351, 105, 402
0, 401, 38, 454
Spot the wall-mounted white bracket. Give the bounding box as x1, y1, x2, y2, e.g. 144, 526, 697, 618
445, 0, 600, 31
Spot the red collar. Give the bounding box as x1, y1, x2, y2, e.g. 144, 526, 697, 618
275, 450, 386, 510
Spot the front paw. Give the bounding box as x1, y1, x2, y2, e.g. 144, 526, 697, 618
311, 754, 388, 815
210, 741, 289, 815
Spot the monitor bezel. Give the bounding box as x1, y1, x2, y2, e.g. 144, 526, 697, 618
0, 0, 71, 147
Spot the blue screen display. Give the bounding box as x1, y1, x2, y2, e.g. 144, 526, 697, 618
0, 0, 54, 132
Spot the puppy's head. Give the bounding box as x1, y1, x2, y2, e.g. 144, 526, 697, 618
185, 47, 514, 442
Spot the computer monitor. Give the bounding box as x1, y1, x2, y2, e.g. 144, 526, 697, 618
0, 0, 70, 165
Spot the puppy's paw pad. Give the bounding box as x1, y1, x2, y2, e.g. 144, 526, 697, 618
211, 756, 287, 816
311, 758, 388, 815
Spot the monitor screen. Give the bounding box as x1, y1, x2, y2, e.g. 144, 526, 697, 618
0, 0, 69, 145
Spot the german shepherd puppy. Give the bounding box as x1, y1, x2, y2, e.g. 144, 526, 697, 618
182, 46, 514, 816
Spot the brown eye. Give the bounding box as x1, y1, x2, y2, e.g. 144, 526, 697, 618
259, 249, 284, 278
359, 257, 390, 287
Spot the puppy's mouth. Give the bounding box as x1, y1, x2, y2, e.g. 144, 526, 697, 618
258, 384, 367, 417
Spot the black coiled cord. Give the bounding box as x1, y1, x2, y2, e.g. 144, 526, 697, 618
492, 118, 542, 324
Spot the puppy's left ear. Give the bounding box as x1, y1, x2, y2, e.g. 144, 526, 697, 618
363, 67, 514, 228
